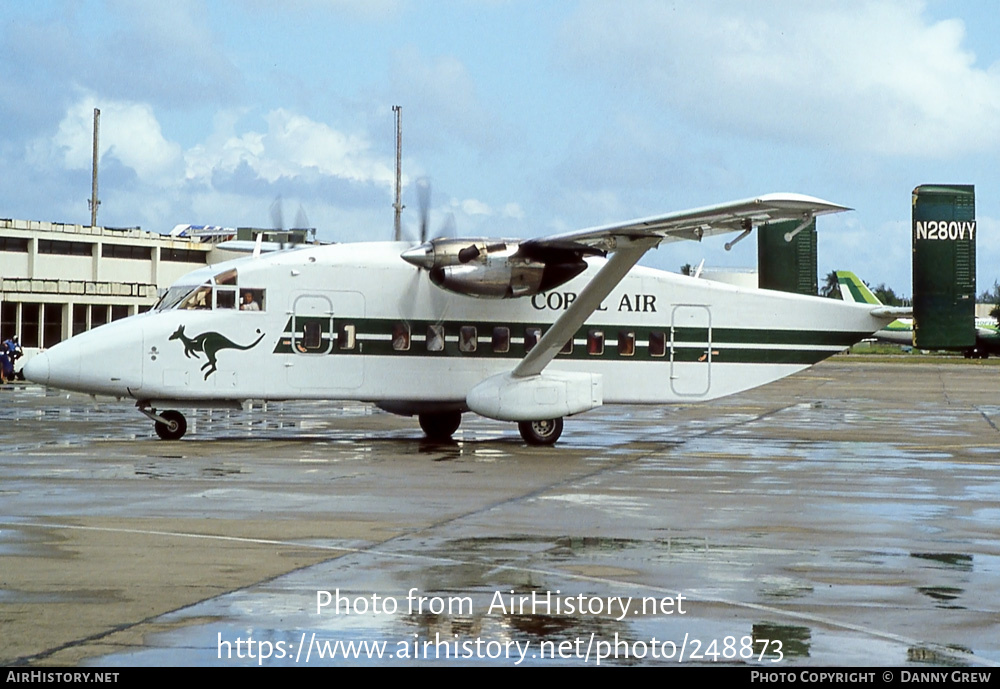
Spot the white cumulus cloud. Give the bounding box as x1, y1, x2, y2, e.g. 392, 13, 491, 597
29, 95, 183, 182
185, 108, 396, 189
560, 0, 1000, 157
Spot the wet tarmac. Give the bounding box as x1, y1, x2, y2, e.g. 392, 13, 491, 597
2, 358, 999, 667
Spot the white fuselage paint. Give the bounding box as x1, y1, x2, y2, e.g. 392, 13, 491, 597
27, 242, 891, 413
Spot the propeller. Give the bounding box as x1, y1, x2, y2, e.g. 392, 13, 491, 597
398, 178, 455, 326
268, 195, 313, 249
270, 195, 285, 236
405, 177, 457, 245
416, 177, 430, 243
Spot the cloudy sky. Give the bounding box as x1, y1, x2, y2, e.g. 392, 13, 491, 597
3, 1, 1000, 295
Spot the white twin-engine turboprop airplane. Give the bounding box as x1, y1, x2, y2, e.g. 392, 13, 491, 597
24, 193, 897, 445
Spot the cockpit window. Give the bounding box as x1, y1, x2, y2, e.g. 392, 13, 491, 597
240, 289, 264, 311
179, 284, 212, 310
154, 285, 197, 311
216, 288, 237, 309
154, 268, 265, 312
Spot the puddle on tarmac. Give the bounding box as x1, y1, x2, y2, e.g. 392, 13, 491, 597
78, 531, 996, 666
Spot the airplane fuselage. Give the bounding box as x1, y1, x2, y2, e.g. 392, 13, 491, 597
28, 242, 890, 417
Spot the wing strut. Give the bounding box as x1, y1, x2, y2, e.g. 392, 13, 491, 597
512, 237, 659, 378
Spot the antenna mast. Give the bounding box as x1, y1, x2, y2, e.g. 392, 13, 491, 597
89, 108, 100, 227
392, 105, 403, 241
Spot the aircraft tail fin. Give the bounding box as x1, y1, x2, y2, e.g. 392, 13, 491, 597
835, 270, 882, 306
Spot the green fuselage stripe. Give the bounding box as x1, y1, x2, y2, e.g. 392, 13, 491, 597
272, 316, 864, 366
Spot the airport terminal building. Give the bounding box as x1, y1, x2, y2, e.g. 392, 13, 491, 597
0, 219, 221, 358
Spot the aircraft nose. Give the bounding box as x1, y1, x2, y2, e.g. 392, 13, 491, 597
23, 352, 50, 386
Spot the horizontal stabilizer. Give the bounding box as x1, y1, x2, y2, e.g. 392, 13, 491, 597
871, 306, 912, 318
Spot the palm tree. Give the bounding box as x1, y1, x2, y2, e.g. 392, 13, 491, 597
821, 270, 841, 299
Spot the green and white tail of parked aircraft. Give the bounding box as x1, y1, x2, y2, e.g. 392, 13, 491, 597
835, 270, 1000, 358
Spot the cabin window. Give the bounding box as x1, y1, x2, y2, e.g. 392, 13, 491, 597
392, 323, 410, 351
459, 326, 477, 353
588, 330, 605, 355
338, 324, 356, 350
524, 327, 541, 352
560, 338, 573, 355
649, 331, 666, 357
240, 289, 264, 311
492, 327, 510, 353
618, 331, 636, 357
427, 325, 445, 352
301, 322, 323, 351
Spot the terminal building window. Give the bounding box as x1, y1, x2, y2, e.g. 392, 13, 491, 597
20, 303, 39, 348
1, 302, 15, 338
43, 304, 63, 347
102, 244, 151, 260
38, 240, 92, 256
91, 305, 109, 328
0, 237, 29, 252
161, 248, 205, 263
73, 305, 88, 336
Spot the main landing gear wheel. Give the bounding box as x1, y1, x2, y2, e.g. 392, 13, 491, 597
154, 410, 187, 441
518, 417, 563, 446
419, 411, 462, 441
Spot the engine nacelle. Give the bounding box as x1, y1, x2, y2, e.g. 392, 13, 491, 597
401, 238, 502, 270
401, 237, 597, 299
430, 257, 587, 298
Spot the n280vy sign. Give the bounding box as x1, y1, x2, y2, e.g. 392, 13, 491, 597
914, 221, 976, 241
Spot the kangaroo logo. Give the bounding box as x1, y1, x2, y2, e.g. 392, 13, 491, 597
169, 325, 266, 380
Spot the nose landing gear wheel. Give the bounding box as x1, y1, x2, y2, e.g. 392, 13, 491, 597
518, 417, 563, 445
154, 410, 187, 440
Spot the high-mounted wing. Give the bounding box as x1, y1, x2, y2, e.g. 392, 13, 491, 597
465, 193, 851, 422
522, 192, 850, 255
513, 193, 850, 378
